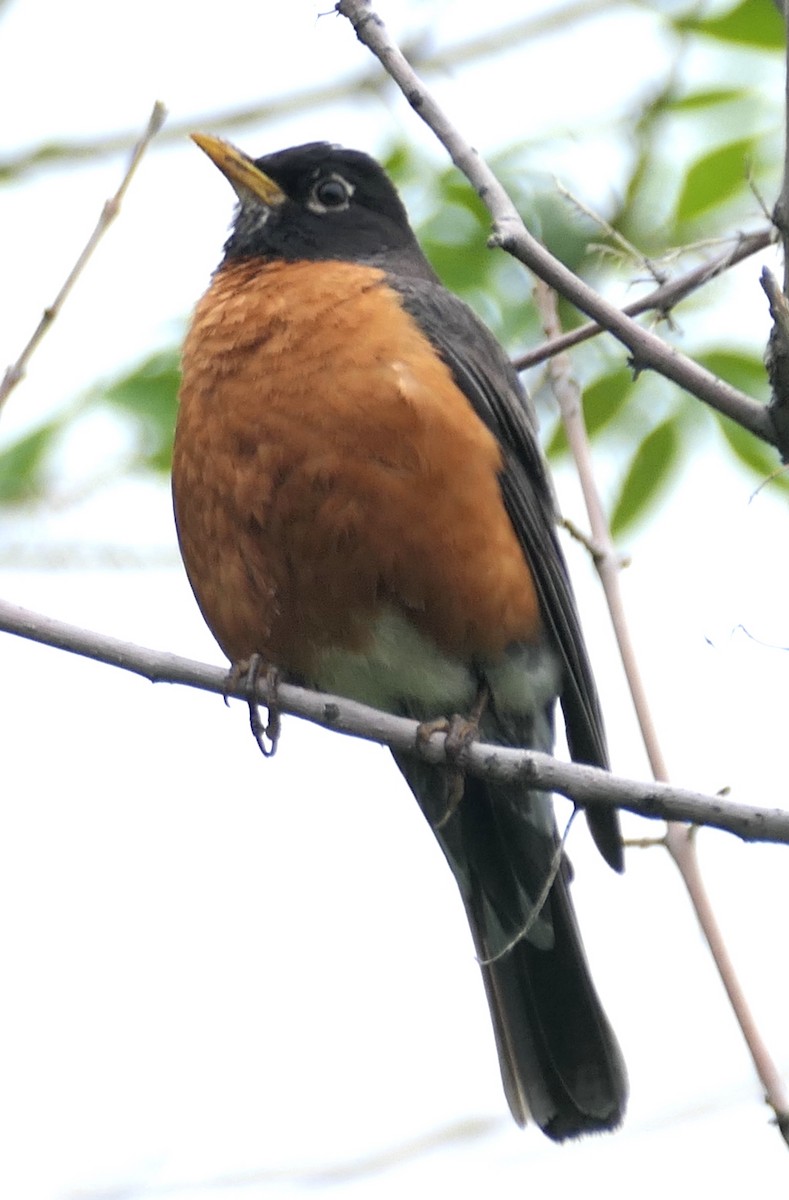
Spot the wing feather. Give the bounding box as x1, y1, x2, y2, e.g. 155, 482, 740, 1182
388, 276, 622, 871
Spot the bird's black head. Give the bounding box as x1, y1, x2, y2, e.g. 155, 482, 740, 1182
192, 135, 436, 281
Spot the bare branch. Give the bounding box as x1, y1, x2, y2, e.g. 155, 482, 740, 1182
1, 596, 787, 845
515, 227, 774, 371
537, 276, 789, 1141
766, 0, 789, 461
336, 0, 781, 454
667, 823, 789, 1146
534, 280, 672, 780
0, 101, 166, 416
762, 268, 789, 447
555, 179, 670, 286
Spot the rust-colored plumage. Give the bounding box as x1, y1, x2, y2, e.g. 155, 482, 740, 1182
173, 137, 627, 1140
175, 258, 541, 674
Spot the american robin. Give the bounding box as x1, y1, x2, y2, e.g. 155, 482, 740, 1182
172, 135, 628, 1140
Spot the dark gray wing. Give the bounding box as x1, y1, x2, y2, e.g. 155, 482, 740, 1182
388, 274, 622, 871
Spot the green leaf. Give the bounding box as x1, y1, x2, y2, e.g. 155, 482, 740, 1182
716, 412, 789, 488
424, 242, 489, 294
696, 349, 769, 400
532, 192, 596, 273
101, 349, 181, 473
103, 348, 180, 417
676, 138, 755, 222
420, 201, 490, 292
664, 88, 747, 111
0, 420, 61, 504
381, 143, 413, 182
439, 174, 491, 225
610, 418, 681, 536
546, 369, 634, 458
674, 0, 785, 50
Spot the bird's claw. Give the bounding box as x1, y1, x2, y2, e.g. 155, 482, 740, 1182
416, 683, 490, 830
226, 654, 282, 758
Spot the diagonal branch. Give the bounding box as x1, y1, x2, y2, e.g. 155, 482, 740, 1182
515, 227, 774, 371
1, 596, 787, 845
336, 0, 781, 455
0, 101, 166, 417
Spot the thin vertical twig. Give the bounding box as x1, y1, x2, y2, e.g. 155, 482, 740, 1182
515, 227, 773, 371
0, 100, 167, 417
532, 281, 670, 782
665, 826, 789, 1144
764, 2, 789, 455
536, 280, 789, 1143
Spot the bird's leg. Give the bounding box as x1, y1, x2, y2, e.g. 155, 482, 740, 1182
225, 654, 282, 758
416, 681, 490, 829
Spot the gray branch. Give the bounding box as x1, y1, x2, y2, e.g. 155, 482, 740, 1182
1, 596, 786, 845
336, 0, 783, 455
764, 2, 789, 458
516, 227, 774, 371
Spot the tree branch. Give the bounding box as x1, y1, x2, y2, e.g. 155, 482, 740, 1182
765, 1, 789, 460
1, 596, 787, 845
532, 289, 773, 1132
336, 0, 782, 455
515, 227, 774, 371
537, 282, 789, 1141
533, 280, 671, 781
0, 101, 166, 416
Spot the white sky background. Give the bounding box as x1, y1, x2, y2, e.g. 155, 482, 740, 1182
1, 1, 788, 1197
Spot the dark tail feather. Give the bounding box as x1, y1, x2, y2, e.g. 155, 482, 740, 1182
472, 852, 627, 1138
394, 756, 627, 1139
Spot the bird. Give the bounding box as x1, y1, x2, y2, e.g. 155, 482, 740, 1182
172, 134, 628, 1141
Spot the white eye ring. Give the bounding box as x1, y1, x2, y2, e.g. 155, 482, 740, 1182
307, 173, 354, 214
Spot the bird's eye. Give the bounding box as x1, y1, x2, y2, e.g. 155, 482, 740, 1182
309, 174, 353, 212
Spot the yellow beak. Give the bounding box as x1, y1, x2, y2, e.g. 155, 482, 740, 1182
191, 133, 286, 207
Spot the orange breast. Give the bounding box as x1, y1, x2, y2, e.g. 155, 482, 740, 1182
173, 258, 541, 676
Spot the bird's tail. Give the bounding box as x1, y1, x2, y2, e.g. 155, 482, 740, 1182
394, 757, 627, 1139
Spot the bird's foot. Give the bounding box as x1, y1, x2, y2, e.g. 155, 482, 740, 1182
416, 683, 490, 830
226, 654, 282, 758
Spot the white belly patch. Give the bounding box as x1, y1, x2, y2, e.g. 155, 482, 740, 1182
314, 606, 560, 728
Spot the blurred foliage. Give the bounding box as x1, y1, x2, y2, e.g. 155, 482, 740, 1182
674, 0, 784, 49
610, 417, 682, 537
1, 0, 786, 538
676, 137, 760, 222
99, 350, 181, 474
0, 419, 64, 505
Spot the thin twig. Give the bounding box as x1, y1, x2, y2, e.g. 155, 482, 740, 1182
665, 824, 789, 1145
534, 279, 670, 780
762, 269, 789, 456
555, 179, 669, 286
765, 4, 789, 458
1, 596, 787, 843
515, 227, 774, 371
477, 812, 577, 964
336, 0, 780, 454
538, 276, 789, 1143
0, 101, 167, 416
